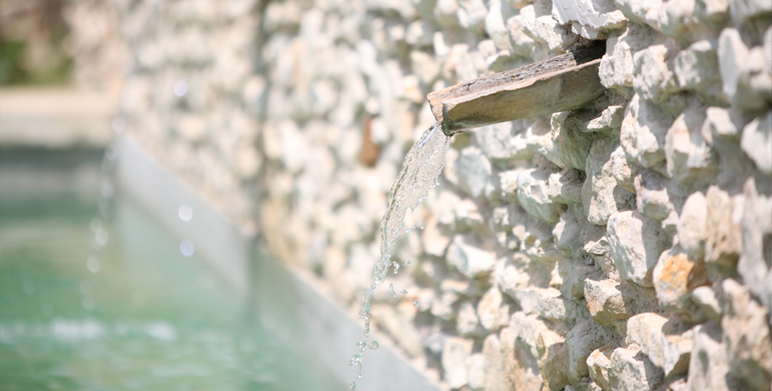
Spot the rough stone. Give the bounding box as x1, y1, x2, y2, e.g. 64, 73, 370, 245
482, 333, 510, 391
621, 94, 673, 168
739, 178, 772, 307
610, 145, 640, 193
665, 103, 716, 185
551, 0, 627, 39
613, 0, 664, 31
520, 1, 577, 52
466, 353, 485, 390
517, 167, 568, 223
634, 170, 676, 222
607, 210, 671, 287
687, 321, 730, 391
456, 146, 495, 198
677, 191, 708, 258
718, 28, 771, 112
607, 346, 665, 391
632, 43, 679, 104
728, 0, 772, 23
458, 301, 486, 337
673, 39, 725, 103
587, 344, 614, 391
600, 24, 663, 91
577, 105, 626, 133
626, 312, 693, 377
442, 337, 474, 388
741, 111, 772, 175
512, 286, 583, 321
691, 286, 722, 321
477, 286, 509, 332
509, 311, 570, 391
566, 318, 615, 385
583, 278, 633, 324
721, 278, 772, 390
446, 234, 497, 278
704, 186, 743, 268
582, 133, 636, 225
653, 248, 709, 317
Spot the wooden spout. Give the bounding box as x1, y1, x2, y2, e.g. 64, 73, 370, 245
427, 41, 607, 136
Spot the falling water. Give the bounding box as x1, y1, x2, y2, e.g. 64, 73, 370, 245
348, 123, 451, 390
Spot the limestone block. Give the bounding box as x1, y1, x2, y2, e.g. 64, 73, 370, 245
495, 255, 530, 298
456, 146, 495, 198
633, 44, 679, 104
517, 167, 568, 223
721, 278, 772, 390
765, 26, 772, 77
405, 20, 434, 47
576, 105, 626, 133
607, 347, 665, 391
506, 15, 537, 58
739, 178, 772, 308
582, 133, 636, 226
718, 28, 771, 112
634, 170, 675, 222
613, 0, 664, 31
607, 210, 671, 286
457, 301, 486, 337
551, 0, 627, 39
421, 216, 452, 257
677, 191, 708, 258
512, 286, 582, 321
547, 169, 584, 205
442, 337, 474, 388
701, 106, 745, 141
627, 312, 693, 377
485, 0, 516, 52
660, 0, 717, 43
509, 312, 570, 391
446, 234, 497, 278
687, 321, 730, 391
695, 0, 730, 24
728, 0, 772, 23
610, 145, 640, 193
474, 120, 533, 161
621, 94, 673, 168
566, 318, 616, 385
665, 104, 716, 185
466, 353, 485, 390
583, 278, 633, 324
741, 111, 772, 175
691, 286, 722, 321
653, 248, 709, 318
554, 205, 584, 254
704, 186, 743, 267
483, 334, 510, 391
521, 1, 576, 52
477, 286, 509, 331
457, 0, 488, 34
587, 344, 614, 391
410, 50, 440, 85
550, 112, 598, 171
673, 40, 725, 103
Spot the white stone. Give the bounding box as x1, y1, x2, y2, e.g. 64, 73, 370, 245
587, 344, 614, 391
551, 0, 627, 39
442, 337, 474, 388
457, 301, 486, 337
607, 210, 671, 287
610, 145, 639, 193
446, 235, 497, 278
512, 286, 582, 321
627, 312, 692, 377
506, 15, 537, 58
485, 0, 515, 52
621, 94, 673, 168
632, 44, 679, 103
582, 134, 636, 226
741, 111, 772, 175
583, 278, 633, 324
674, 40, 724, 103
456, 146, 495, 198
677, 191, 708, 258
613, 0, 663, 31
608, 346, 665, 391
521, 1, 576, 52
687, 321, 731, 391
410, 50, 440, 85
718, 28, 772, 112
729, 0, 772, 23
456, 0, 488, 34
477, 287, 509, 331
482, 334, 510, 391
566, 319, 615, 385
517, 167, 568, 223
466, 353, 486, 391
599, 24, 662, 91
665, 103, 714, 184
739, 178, 772, 308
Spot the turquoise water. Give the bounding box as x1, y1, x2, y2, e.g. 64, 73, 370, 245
0, 152, 342, 391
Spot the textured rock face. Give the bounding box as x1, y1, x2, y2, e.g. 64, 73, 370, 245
102, 0, 772, 389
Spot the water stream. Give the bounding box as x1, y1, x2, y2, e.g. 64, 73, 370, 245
348, 123, 451, 390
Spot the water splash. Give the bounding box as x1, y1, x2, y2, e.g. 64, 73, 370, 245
349, 123, 450, 390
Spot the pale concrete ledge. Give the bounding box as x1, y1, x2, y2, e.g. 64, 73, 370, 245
116, 136, 442, 391
0, 87, 118, 148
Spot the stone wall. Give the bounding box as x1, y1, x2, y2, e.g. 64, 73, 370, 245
109, 0, 772, 389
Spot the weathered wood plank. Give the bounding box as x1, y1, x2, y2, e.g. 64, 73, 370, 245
426, 41, 607, 135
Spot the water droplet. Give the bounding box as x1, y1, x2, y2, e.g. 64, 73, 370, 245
87, 257, 100, 273
357, 371, 364, 379
413, 301, 420, 307
368, 341, 379, 350
405, 259, 411, 265
400, 289, 408, 295
180, 240, 195, 257
178, 204, 193, 222
389, 283, 396, 297
393, 261, 400, 274
173, 79, 188, 97
94, 230, 109, 247
349, 381, 357, 390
